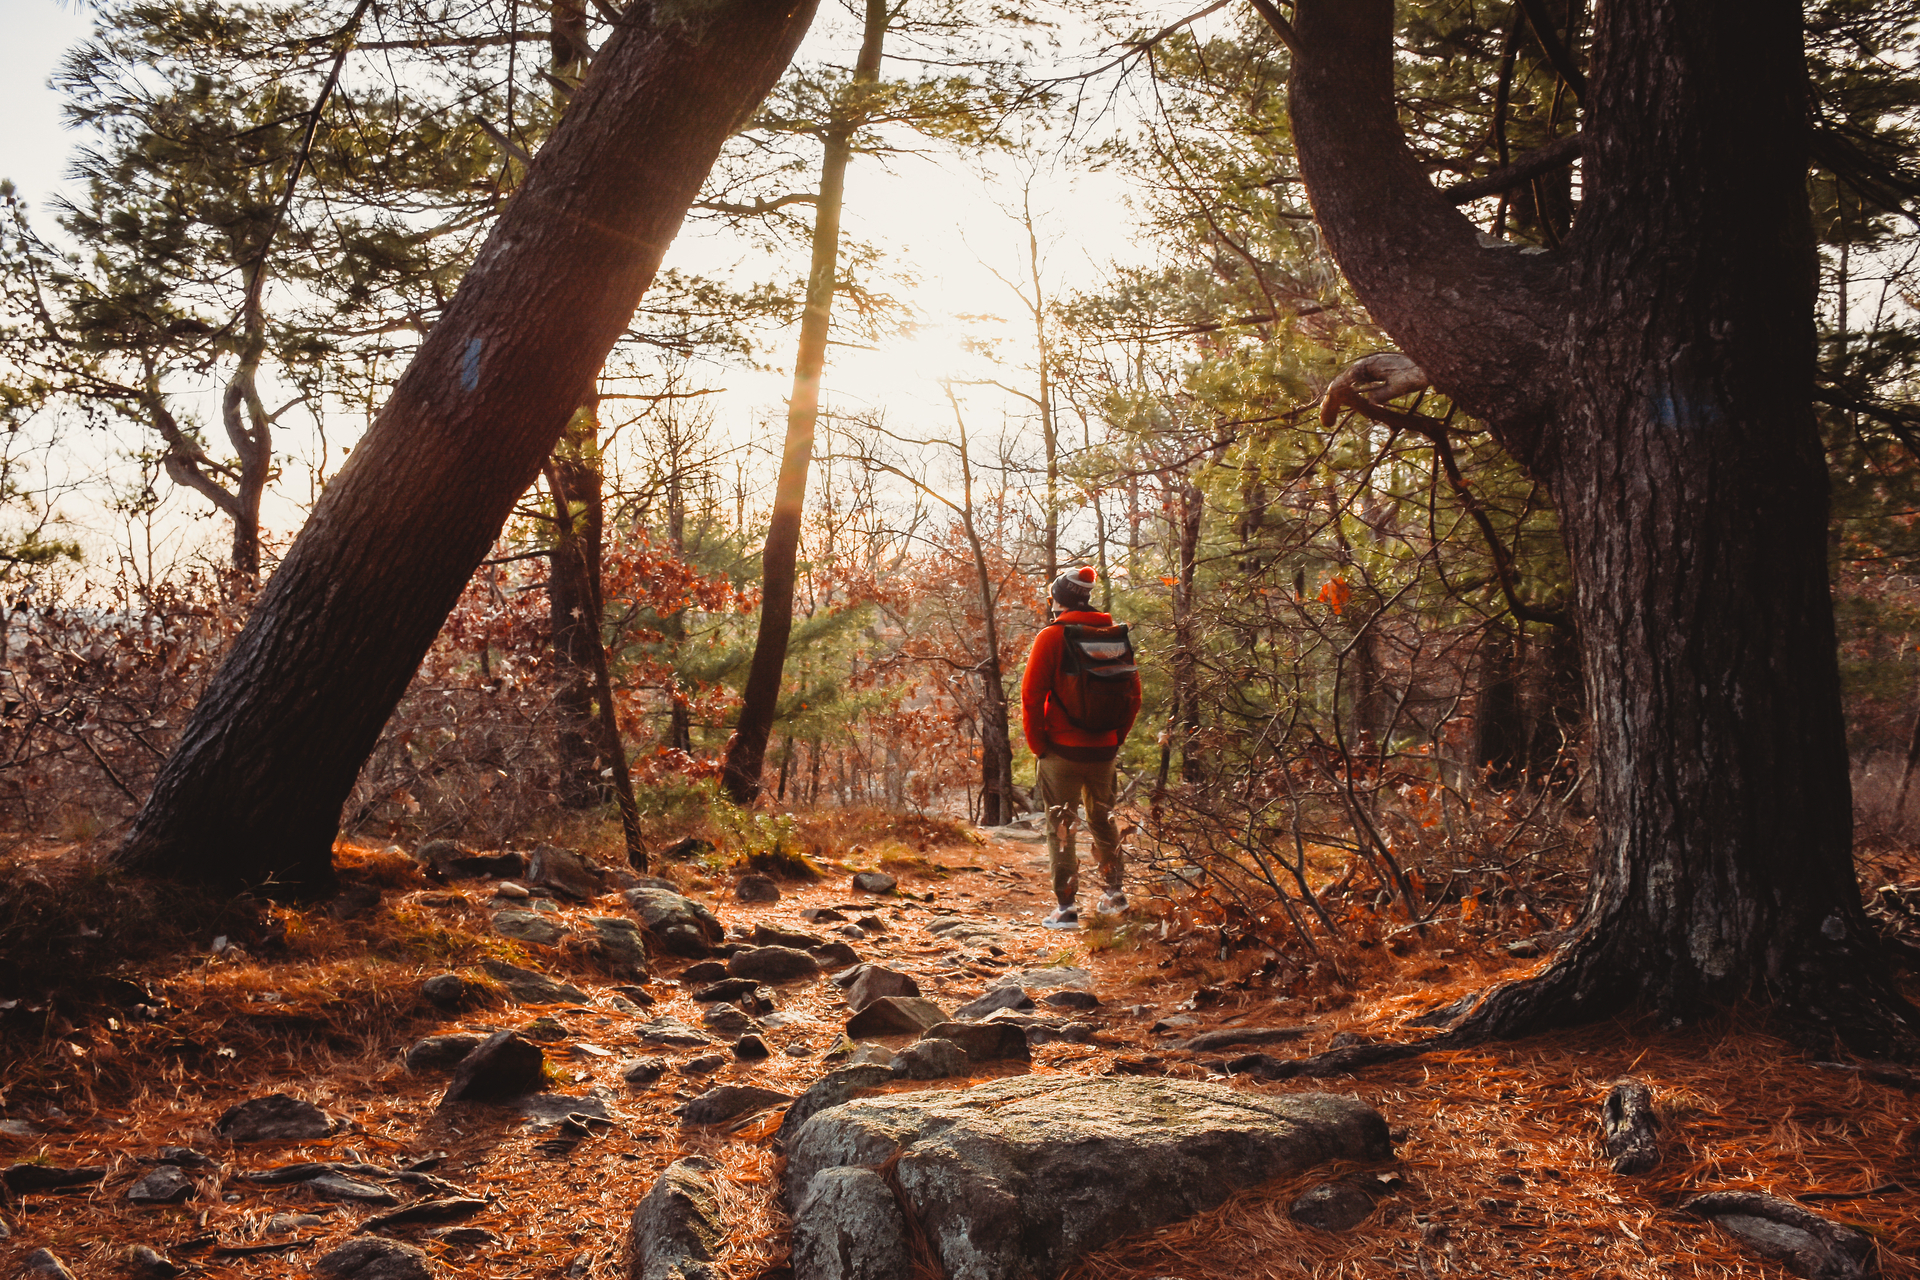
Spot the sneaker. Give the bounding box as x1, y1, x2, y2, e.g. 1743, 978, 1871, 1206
1093, 890, 1128, 917
1041, 905, 1080, 930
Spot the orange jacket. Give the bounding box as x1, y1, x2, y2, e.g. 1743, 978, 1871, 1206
1020, 611, 1142, 761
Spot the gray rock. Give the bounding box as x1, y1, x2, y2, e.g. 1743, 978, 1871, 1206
727, 946, 821, 983
587, 917, 649, 971
702, 1004, 761, 1037
734, 1034, 771, 1060
920, 1021, 1030, 1064
20, 1249, 76, 1279
801, 908, 848, 923
127, 1165, 196, 1204
624, 889, 725, 958
492, 910, 570, 946
846, 996, 948, 1038
775, 1066, 898, 1149
527, 843, 607, 900
1686, 1191, 1877, 1280
953, 986, 1033, 1021
846, 965, 921, 1013
478, 959, 590, 1005
638, 1017, 714, 1048
735, 875, 781, 903
313, 1237, 435, 1280
215, 1094, 341, 1142
786, 1076, 1392, 1280
997, 966, 1091, 991
406, 1034, 486, 1073
440, 1031, 546, 1104
121, 1244, 179, 1279
680, 1052, 729, 1074
851, 871, 897, 894
421, 974, 482, 1009
623, 1057, 668, 1085
891, 1037, 971, 1080
1289, 1181, 1375, 1231
752, 923, 824, 949
149, 1147, 211, 1168
790, 1167, 912, 1280
1041, 990, 1099, 1011
309, 1174, 400, 1204
680, 1084, 794, 1127
630, 1156, 724, 1280
1175, 1025, 1316, 1053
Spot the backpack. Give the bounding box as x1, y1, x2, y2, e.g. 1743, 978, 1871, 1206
1050, 622, 1139, 734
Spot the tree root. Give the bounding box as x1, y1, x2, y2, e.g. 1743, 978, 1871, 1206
1227, 931, 1920, 1083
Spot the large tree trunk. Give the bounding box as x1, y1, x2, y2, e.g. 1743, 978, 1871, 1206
722, 0, 887, 804
111, 0, 818, 892
1282, 0, 1915, 1050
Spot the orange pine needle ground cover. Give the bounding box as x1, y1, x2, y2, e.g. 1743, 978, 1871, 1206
0, 828, 1915, 1280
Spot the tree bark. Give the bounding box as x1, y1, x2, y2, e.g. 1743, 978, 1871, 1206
1283, 0, 1916, 1050
721, 0, 887, 804
111, 0, 819, 891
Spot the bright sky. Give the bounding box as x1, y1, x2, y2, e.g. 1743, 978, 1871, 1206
2, 0, 1184, 576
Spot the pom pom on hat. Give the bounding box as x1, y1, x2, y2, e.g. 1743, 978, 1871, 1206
1051, 566, 1097, 607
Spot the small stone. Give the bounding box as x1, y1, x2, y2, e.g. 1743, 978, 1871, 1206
735, 874, 781, 903
921, 1020, 1030, 1063
622, 1057, 668, 1085
801, 908, 848, 923
478, 959, 590, 1005
809, 941, 861, 967
680, 1052, 729, 1074
753, 923, 824, 949
421, 974, 481, 1009
679, 1084, 793, 1126
122, 1244, 179, 1278
623, 888, 726, 958
785, 1043, 813, 1057
954, 986, 1034, 1021
526, 843, 609, 900
693, 976, 762, 1003
703, 1004, 761, 1036
308, 1174, 400, 1204
127, 1166, 196, 1204
727, 946, 821, 983
519, 1093, 613, 1125
495, 881, 531, 899
405, 1034, 485, 1073
20, 1249, 76, 1279
151, 1147, 211, 1168
846, 996, 949, 1038
587, 917, 649, 971
681, 960, 731, 984
610, 984, 657, 1008
0, 1119, 46, 1139
1042, 989, 1100, 1011
441, 1031, 546, 1104
734, 1035, 771, 1061
492, 910, 569, 946
215, 1094, 340, 1143
313, 1237, 434, 1280
852, 871, 897, 894
846, 965, 922, 1013
1290, 1181, 1376, 1231
636, 1017, 713, 1048
857, 915, 886, 933
891, 1037, 971, 1080
999, 966, 1091, 990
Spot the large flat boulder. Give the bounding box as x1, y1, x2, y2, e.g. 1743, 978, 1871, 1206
786, 1076, 1391, 1280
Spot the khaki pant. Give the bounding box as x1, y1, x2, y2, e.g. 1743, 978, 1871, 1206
1035, 753, 1121, 906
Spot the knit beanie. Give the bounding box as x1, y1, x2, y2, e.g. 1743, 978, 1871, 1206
1051, 566, 1096, 609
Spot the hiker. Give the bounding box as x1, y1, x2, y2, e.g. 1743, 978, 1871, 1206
1021, 566, 1141, 930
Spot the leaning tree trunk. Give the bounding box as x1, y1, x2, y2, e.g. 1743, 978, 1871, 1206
111, 0, 819, 892
722, 0, 887, 804
1282, 0, 1916, 1051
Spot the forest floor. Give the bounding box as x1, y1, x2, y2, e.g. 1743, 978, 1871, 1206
1, 818, 1918, 1280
